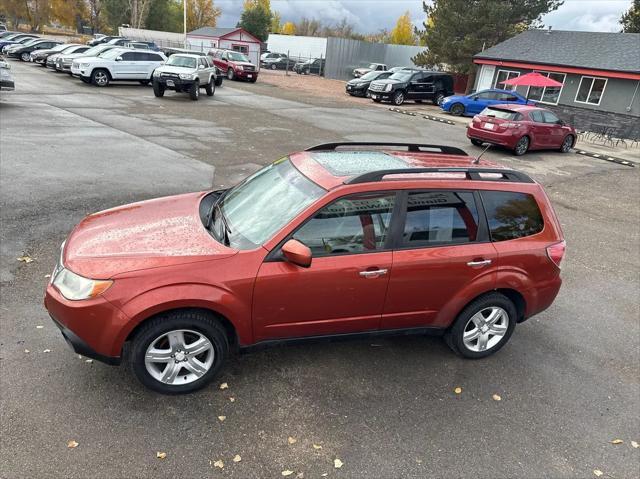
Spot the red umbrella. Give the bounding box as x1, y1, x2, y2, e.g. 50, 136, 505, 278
500, 72, 563, 100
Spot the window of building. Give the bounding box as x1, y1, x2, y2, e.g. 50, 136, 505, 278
401, 191, 479, 247
231, 44, 248, 54
575, 76, 607, 105
527, 71, 565, 105
480, 191, 544, 242
494, 70, 520, 91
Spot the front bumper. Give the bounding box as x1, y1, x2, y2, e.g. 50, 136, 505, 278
44, 283, 129, 364
346, 84, 367, 95
234, 69, 257, 80
154, 76, 195, 90
0, 79, 15, 90
368, 90, 393, 101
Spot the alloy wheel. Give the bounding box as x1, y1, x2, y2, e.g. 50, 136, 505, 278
515, 137, 529, 155
144, 329, 214, 385
393, 92, 404, 105
94, 71, 108, 86
561, 135, 573, 153
462, 307, 509, 352
21, 52, 30, 62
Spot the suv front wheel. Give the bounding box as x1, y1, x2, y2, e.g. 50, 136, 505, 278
392, 90, 405, 105
189, 80, 200, 100
445, 293, 516, 359
128, 310, 229, 394
91, 68, 110, 87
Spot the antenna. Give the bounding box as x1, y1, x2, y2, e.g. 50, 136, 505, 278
472, 143, 491, 165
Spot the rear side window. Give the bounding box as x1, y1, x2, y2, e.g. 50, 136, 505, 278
481, 191, 544, 241
530, 110, 544, 123
480, 107, 521, 120
402, 191, 479, 246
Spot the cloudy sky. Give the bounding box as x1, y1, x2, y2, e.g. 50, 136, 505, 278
216, 0, 632, 34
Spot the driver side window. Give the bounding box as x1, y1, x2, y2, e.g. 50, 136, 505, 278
293, 193, 396, 257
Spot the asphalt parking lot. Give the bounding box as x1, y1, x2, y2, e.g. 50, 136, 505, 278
1, 61, 638, 479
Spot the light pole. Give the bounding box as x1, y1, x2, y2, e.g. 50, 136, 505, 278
183, 0, 187, 48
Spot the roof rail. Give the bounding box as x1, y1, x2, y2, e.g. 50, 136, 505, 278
305, 142, 468, 156
345, 167, 534, 185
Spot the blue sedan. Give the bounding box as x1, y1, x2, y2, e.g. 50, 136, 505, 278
440, 89, 534, 116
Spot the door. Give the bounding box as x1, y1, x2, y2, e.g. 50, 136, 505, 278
528, 110, 553, 147
382, 191, 497, 330
111, 51, 138, 79
467, 91, 498, 114
541, 110, 566, 147
213, 51, 227, 70
407, 72, 427, 99
252, 192, 397, 342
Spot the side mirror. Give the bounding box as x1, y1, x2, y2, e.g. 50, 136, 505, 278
557, 120, 565, 126
281, 239, 312, 268
198, 64, 205, 70
115, 56, 122, 62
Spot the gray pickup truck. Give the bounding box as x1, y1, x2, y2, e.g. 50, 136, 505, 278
152, 53, 218, 101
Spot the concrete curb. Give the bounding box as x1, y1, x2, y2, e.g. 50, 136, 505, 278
388, 107, 458, 125
573, 149, 637, 167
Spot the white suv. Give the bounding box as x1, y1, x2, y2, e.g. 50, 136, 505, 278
71, 48, 166, 87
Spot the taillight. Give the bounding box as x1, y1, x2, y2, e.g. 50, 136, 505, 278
505, 122, 520, 128
546, 240, 566, 269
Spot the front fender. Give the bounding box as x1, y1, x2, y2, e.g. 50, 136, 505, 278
111, 282, 252, 356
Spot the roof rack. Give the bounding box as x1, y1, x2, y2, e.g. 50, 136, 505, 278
305, 142, 468, 156
345, 167, 534, 184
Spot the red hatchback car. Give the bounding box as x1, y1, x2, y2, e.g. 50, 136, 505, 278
466, 104, 577, 156
45, 143, 565, 394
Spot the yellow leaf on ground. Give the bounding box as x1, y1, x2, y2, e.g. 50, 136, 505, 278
334, 458, 343, 468
17, 255, 34, 263
610, 439, 623, 444
593, 470, 603, 477
67, 440, 79, 449
454, 387, 462, 394
24, 349, 30, 353
213, 460, 224, 469
312, 444, 322, 450
219, 382, 228, 390
288, 436, 297, 445
36, 325, 44, 329
233, 454, 241, 463
282, 470, 294, 476
43, 349, 51, 353
229, 397, 235, 402
85, 359, 93, 363
218, 416, 226, 422
492, 394, 502, 401
156, 451, 166, 459
631, 440, 639, 448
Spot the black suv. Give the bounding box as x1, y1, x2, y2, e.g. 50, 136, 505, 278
294, 58, 325, 75
368, 69, 454, 106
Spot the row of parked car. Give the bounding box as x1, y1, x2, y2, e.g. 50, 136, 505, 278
343, 66, 576, 156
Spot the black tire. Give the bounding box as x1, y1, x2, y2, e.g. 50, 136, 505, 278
139, 80, 150, 86
80, 76, 91, 84
128, 310, 229, 395
271, 63, 277, 70
470, 139, 484, 147
91, 68, 110, 87
372, 98, 382, 103
152, 80, 165, 97
227, 68, 234, 80
215, 75, 223, 87
444, 292, 517, 359
514, 136, 530, 156
392, 90, 405, 106
433, 91, 446, 106
450, 102, 465, 116
205, 77, 215, 96
189, 80, 200, 100
20, 52, 30, 62
249, 77, 257, 83
560, 134, 574, 153
415, 99, 423, 103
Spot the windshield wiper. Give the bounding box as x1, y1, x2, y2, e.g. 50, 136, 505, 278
214, 203, 232, 246
205, 189, 227, 230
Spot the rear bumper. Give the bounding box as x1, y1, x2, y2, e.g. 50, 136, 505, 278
0, 79, 15, 90
466, 125, 519, 148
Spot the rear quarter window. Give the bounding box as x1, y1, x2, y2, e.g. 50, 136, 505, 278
481, 191, 544, 241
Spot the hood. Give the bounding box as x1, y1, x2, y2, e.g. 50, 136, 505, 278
231, 61, 255, 68
156, 65, 196, 75
347, 78, 368, 85
354, 68, 371, 73
62, 51, 92, 60
371, 78, 404, 87
442, 94, 465, 103
33, 48, 58, 56
64, 192, 236, 279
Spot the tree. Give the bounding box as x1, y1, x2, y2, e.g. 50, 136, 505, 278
414, 0, 563, 91
187, 0, 221, 31
620, 0, 640, 32
281, 21, 295, 35
238, 1, 271, 41
0, 0, 28, 29
51, 0, 86, 29
389, 11, 416, 45
270, 10, 281, 33
23, 0, 52, 31
86, 0, 104, 33
295, 17, 322, 36
146, 0, 183, 32
102, 0, 129, 32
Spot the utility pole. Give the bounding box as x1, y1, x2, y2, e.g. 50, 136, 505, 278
183, 0, 187, 48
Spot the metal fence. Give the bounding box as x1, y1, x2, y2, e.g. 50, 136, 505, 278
324, 37, 425, 81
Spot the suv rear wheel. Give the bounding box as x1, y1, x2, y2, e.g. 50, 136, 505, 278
128, 310, 229, 394
392, 90, 405, 105
445, 293, 516, 359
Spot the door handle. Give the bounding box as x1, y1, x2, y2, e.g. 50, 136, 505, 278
467, 259, 492, 267
359, 269, 388, 277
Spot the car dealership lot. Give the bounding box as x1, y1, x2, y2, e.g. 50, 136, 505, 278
1, 61, 638, 478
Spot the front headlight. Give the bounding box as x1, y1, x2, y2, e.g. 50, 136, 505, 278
236, 65, 244, 71
153, 69, 161, 77
179, 73, 193, 80
53, 268, 113, 301
80, 63, 90, 67
384, 84, 393, 92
